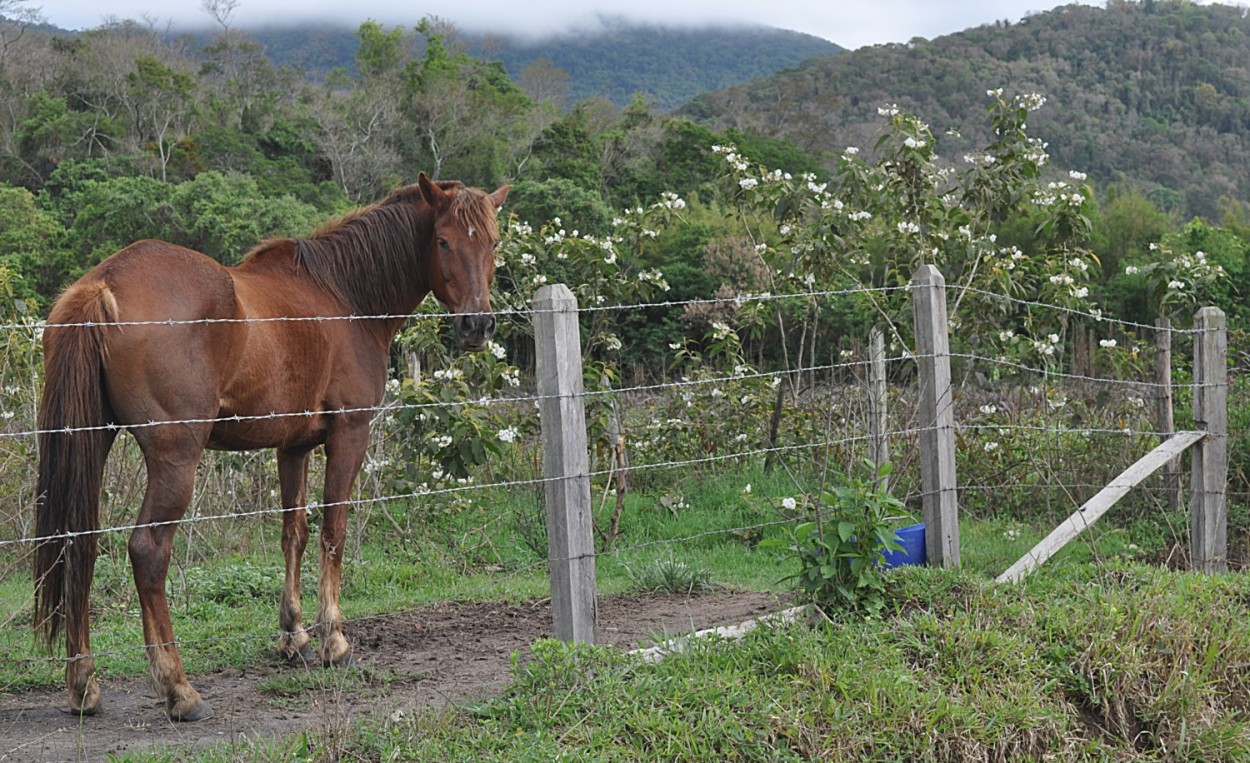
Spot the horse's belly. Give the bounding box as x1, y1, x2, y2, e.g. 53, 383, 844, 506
206, 401, 327, 451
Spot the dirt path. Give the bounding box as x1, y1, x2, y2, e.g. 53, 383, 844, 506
0, 590, 786, 762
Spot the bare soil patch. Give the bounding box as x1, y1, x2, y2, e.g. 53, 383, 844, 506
0, 590, 786, 762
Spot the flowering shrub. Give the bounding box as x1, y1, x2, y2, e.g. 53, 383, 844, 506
714, 89, 1103, 372
622, 322, 776, 491
1121, 242, 1227, 318
376, 337, 531, 522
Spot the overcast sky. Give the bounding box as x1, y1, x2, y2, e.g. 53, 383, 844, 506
27, 0, 1110, 49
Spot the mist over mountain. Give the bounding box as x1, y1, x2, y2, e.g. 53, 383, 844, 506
199, 19, 843, 110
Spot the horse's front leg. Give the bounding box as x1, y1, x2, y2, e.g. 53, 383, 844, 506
315, 425, 369, 666
276, 448, 314, 663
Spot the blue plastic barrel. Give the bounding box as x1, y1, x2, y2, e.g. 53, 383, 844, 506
880, 522, 926, 568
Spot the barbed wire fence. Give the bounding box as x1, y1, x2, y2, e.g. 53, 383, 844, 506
0, 268, 1235, 687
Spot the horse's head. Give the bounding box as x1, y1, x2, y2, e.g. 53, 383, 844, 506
418, 173, 511, 352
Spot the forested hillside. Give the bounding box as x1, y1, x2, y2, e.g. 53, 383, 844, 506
242, 19, 842, 110
683, 0, 1250, 220
3, 0, 1250, 348
0, 5, 821, 312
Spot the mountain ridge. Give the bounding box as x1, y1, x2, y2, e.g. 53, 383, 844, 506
680, 0, 1250, 219
182, 19, 843, 110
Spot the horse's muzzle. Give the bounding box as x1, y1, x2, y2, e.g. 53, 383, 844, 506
455, 313, 496, 351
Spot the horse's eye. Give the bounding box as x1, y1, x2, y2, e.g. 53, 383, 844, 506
438, 237, 450, 250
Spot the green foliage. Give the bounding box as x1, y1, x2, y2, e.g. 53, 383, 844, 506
506, 178, 612, 236
186, 561, 274, 607
762, 460, 910, 616
623, 557, 714, 595
0, 184, 61, 304
12, 93, 121, 185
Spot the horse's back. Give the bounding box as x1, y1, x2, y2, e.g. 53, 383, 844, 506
51, 240, 246, 426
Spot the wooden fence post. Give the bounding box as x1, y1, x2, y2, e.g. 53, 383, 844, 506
912, 266, 960, 567
868, 326, 889, 491
1154, 316, 1182, 512
1191, 306, 1228, 573
534, 284, 597, 642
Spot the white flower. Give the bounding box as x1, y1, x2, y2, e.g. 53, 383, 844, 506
999, 330, 1015, 341
743, 484, 752, 495
980, 404, 998, 415
604, 335, 622, 351
843, 146, 860, 156
1099, 339, 1117, 348
781, 497, 797, 511
984, 441, 1000, 453
1124, 265, 1140, 275
1069, 170, 1087, 181
487, 341, 507, 360
669, 342, 683, 350
739, 178, 758, 190
497, 427, 519, 444
1168, 279, 1184, 290
903, 136, 926, 149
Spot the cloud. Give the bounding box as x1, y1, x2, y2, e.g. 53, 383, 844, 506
30, 0, 1099, 50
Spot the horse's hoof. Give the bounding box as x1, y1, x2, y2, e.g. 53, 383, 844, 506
285, 643, 318, 665
169, 700, 214, 722
324, 651, 355, 668
60, 700, 101, 717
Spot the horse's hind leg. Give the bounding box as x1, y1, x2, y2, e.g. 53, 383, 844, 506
64, 557, 101, 716
276, 448, 315, 663
128, 432, 214, 722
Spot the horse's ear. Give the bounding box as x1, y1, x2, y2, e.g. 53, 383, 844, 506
417, 172, 447, 208
489, 185, 511, 210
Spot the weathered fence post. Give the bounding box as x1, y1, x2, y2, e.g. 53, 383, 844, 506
534, 284, 597, 642
1154, 316, 1182, 512
912, 266, 960, 567
868, 326, 889, 491
1191, 306, 1228, 573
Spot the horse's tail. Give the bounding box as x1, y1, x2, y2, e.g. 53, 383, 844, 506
33, 281, 118, 651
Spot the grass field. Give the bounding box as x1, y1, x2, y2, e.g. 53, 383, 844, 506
5, 454, 1234, 762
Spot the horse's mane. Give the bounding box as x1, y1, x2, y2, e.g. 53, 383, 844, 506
243, 180, 498, 317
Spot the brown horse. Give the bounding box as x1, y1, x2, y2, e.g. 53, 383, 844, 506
32, 173, 509, 722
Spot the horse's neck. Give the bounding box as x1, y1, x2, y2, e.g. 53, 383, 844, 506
294, 206, 432, 320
